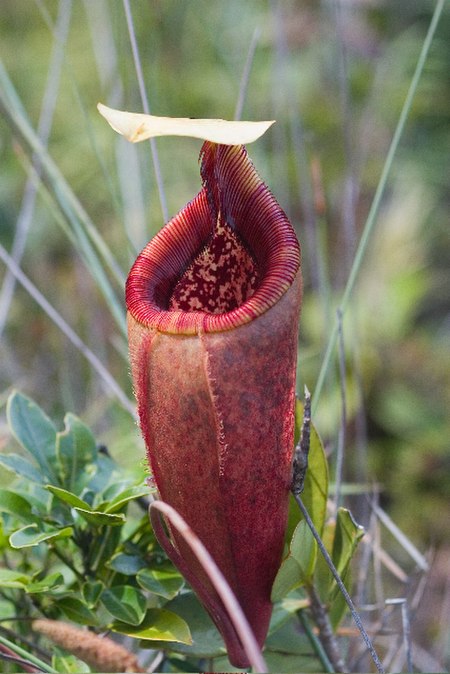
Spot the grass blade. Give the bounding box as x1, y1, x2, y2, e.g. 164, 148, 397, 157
313, 0, 446, 412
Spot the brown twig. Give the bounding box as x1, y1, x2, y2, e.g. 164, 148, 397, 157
307, 585, 348, 673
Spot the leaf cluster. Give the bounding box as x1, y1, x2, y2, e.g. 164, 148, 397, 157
0, 392, 190, 672
0, 392, 365, 673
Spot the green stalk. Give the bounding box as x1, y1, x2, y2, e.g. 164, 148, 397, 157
0, 634, 58, 674
313, 0, 446, 413
0, 59, 127, 337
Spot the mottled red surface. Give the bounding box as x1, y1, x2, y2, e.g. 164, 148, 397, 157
169, 216, 259, 314
127, 141, 302, 667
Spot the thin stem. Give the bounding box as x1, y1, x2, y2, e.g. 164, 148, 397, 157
234, 27, 260, 121
298, 609, 334, 674
292, 386, 311, 495
307, 584, 348, 672
0, 0, 71, 339
0, 624, 50, 661
368, 500, 429, 572
312, 0, 446, 413
0, 242, 135, 416
401, 600, 413, 674
0, 635, 57, 674
293, 493, 385, 674
0, 69, 127, 336
0, 650, 43, 673
122, 0, 168, 223
335, 308, 346, 511
385, 598, 413, 674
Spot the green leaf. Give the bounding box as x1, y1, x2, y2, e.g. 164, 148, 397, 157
74, 507, 125, 527
0, 489, 34, 520
137, 565, 184, 599
26, 572, 64, 593
313, 508, 365, 629
46, 487, 125, 525
108, 553, 146, 575
56, 596, 99, 626
329, 507, 364, 603
55, 413, 97, 492
269, 592, 309, 634
82, 580, 105, 608
101, 585, 147, 626
265, 616, 315, 655
52, 655, 90, 673
7, 391, 58, 483
312, 519, 336, 604
0, 568, 30, 589
147, 592, 224, 657
112, 608, 192, 645
9, 524, 73, 548
101, 484, 150, 513
47, 485, 92, 510
263, 650, 323, 673
271, 520, 317, 601
0, 453, 44, 484
291, 520, 317, 577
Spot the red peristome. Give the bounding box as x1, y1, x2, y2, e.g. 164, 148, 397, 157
126, 141, 302, 667
126, 143, 300, 334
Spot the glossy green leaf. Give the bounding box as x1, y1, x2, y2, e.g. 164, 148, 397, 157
108, 553, 146, 575
7, 391, 58, 483
0, 489, 34, 520
269, 590, 309, 634
112, 608, 192, 645
0, 568, 30, 589
74, 507, 125, 526
56, 596, 99, 626
55, 413, 97, 492
82, 580, 105, 608
137, 565, 184, 599
146, 592, 224, 657
101, 484, 150, 513
332, 509, 365, 568
9, 524, 73, 548
52, 655, 90, 673
17, 484, 52, 514
101, 585, 147, 626
46, 486, 125, 525
271, 520, 317, 601
271, 556, 306, 603
0, 453, 44, 484
265, 616, 315, 655
329, 507, 364, 603
312, 519, 336, 605
313, 508, 365, 629
47, 485, 92, 510
26, 572, 64, 593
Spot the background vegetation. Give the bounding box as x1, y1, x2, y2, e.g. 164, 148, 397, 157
0, 1, 449, 672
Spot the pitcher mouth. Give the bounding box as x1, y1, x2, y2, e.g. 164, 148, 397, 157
126, 143, 300, 335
